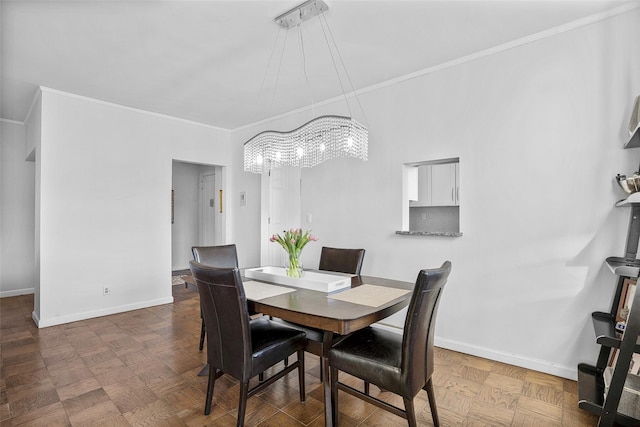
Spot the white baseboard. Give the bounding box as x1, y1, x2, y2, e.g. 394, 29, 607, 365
33, 296, 174, 328
0, 288, 35, 298
372, 323, 576, 380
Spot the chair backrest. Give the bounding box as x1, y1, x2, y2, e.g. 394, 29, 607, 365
401, 261, 451, 395
192, 244, 238, 268
189, 260, 251, 381
319, 246, 365, 275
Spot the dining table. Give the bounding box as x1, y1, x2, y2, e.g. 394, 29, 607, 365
185, 268, 413, 427
242, 269, 413, 427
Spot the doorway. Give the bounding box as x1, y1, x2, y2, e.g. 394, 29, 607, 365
261, 166, 301, 266
171, 161, 225, 270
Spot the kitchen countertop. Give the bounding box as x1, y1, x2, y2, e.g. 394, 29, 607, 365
395, 230, 463, 237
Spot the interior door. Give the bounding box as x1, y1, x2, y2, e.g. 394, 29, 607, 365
266, 167, 301, 266
268, 169, 286, 266
201, 173, 216, 246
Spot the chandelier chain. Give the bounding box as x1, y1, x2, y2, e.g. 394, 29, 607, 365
317, 9, 352, 118
299, 24, 315, 118
319, 11, 368, 126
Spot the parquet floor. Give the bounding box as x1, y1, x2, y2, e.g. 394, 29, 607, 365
1, 283, 599, 426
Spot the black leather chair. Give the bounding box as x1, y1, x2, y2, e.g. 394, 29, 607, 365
319, 246, 366, 276
192, 245, 239, 351
189, 261, 306, 425
328, 261, 451, 427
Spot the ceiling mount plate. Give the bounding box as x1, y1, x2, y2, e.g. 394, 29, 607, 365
275, 0, 329, 29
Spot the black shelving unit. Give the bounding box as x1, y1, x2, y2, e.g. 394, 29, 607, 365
577, 127, 640, 427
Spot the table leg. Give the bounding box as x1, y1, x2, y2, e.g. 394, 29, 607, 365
322, 331, 335, 427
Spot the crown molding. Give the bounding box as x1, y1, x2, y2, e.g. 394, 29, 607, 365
36, 87, 231, 133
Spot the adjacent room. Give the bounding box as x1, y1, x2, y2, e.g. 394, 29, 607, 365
1, 1, 640, 425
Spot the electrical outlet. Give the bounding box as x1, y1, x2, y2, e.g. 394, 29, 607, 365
103, 287, 111, 296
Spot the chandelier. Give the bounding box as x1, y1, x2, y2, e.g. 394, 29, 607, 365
243, 0, 368, 174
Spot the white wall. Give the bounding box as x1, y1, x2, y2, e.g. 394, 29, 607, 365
32, 88, 231, 327
231, 9, 640, 379
0, 121, 36, 297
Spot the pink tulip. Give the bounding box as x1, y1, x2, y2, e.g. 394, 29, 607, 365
309, 235, 319, 241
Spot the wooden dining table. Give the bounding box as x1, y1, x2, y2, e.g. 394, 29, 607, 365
242, 270, 413, 427
184, 269, 413, 427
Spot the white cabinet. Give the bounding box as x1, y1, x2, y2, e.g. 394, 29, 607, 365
408, 162, 459, 207
430, 162, 459, 206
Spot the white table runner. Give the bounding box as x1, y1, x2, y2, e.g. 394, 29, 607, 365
327, 284, 411, 307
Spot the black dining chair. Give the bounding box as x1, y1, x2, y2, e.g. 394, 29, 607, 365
319, 246, 366, 276
328, 261, 451, 427
189, 261, 306, 425
275, 247, 365, 367
192, 244, 239, 351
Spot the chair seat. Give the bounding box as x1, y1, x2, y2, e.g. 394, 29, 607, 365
330, 326, 404, 395
250, 317, 307, 373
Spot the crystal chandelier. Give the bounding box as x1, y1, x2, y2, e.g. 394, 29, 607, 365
244, 0, 368, 174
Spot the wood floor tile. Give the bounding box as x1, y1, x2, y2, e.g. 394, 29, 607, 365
55, 377, 102, 401
457, 365, 491, 384
9, 387, 60, 417
256, 410, 307, 426
7, 401, 70, 426
439, 375, 483, 398
2, 353, 45, 377
476, 384, 519, 410
48, 364, 95, 388
515, 395, 563, 422
522, 380, 564, 406
0, 402, 10, 422
465, 400, 515, 426
122, 398, 181, 426
524, 370, 565, 390
491, 363, 528, 381
436, 388, 474, 416
281, 395, 324, 424
436, 406, 467, 426
361, 407, 416, 426
483, 372, 525, 395
5, 366, 51, 389
81, 348, 119, 368
511, 410, 563, 426
0, 289, 604, 426
61, 387, 115, 420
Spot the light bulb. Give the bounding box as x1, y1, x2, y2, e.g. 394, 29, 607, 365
256, 154, 263, 165
275, 152, 281, 161
319, 143, 326, 152
296, 147, 304, 157
347, 136, 353, 147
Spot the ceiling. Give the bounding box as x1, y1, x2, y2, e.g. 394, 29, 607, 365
1, 0, 634, 130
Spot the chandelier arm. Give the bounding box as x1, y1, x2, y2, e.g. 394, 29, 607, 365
319, 11, 369, 126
